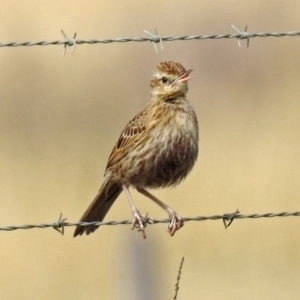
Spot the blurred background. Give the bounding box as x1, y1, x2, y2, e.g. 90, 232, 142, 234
1, 0, 300, 299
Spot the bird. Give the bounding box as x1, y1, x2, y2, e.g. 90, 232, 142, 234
74, 61, 199, 238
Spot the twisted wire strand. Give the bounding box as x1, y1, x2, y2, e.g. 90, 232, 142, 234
0, 31, 299, 48
1, 211, 300, 232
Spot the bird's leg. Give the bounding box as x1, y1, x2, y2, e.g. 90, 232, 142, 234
122, 184, 151, 238
137, 188, 184, 236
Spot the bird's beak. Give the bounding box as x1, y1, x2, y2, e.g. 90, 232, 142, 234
171, 69, 193, 86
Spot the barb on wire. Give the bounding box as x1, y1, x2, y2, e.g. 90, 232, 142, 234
174, 257, 185, 300
52, 213, 67, 235
61, 30, 77, 55
0, 29, 299, 48
144, 28, 163, 53
223, 209, 240, 229
0, 211, 300, 233
231, 24, 250, 47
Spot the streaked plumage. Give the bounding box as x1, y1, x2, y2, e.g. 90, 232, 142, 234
74, 61, 199, 238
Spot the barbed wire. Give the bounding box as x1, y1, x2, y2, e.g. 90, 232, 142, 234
0, 27, 299, 52
1, 210, 300, 234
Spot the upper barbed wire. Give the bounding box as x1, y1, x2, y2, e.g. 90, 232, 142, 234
0, 29, 299, 48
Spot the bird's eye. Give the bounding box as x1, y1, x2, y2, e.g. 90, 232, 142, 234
161, 77, 168, 84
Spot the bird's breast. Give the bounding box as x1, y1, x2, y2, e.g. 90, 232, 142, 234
133, 106, 199, 188
108, 104, 199, 189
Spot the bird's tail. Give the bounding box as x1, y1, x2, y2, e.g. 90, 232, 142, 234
74, 179, 122, 237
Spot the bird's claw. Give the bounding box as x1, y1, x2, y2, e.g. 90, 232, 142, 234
131, 212, 154, 239
167, 212, 184, 236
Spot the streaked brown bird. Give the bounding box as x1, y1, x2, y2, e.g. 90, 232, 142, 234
74, 61, 199, 238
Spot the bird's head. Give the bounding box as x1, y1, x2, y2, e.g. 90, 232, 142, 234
150, 61, 192, 102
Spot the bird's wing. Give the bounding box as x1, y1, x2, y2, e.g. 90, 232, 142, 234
106, 111, 147, 169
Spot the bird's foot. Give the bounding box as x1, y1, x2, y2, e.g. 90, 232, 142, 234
167, 211, 184, 236
131, 211, 154, 239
